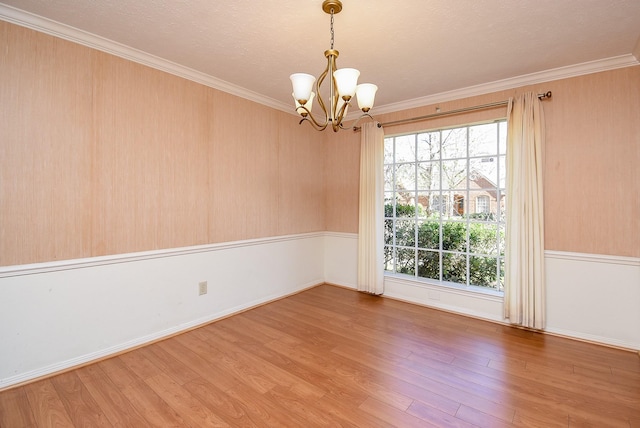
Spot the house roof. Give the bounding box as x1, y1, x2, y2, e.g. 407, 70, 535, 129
1, 0, 639, 115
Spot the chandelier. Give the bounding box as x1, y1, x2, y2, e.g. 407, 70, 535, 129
290, 0, 378, 132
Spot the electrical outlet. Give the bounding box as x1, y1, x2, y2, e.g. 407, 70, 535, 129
198, 281, 208, 296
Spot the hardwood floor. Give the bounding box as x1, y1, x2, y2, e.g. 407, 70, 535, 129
1, 284, 639, 427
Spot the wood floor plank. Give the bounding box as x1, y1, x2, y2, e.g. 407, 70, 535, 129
75, 364, 149, 427
223, 382, 313, 427
227, 334, 371, 409
144, 372, 230, 427
201, 324, 327, 399
23, 379, 74, 427
137, 342, 201, 385
190, 336, 278, 395
359, 397, 437, 428
0, 386, 37, 428
282, 386, 395, 428
160, 333, 244, 393
512, 408, 569, 428
264, 384, 356, 427
453, 404, 513, 428
50, 371, 112, 427
182, 377, 272, 427
120, 379, 188, 427
265, 338, 415, 412
331, 338, 518, 424
96, 356, 140, 389
451, 351, 640, 419
1, 284, 638, 427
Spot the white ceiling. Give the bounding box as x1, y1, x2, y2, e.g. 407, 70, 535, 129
2, 0, 640, 115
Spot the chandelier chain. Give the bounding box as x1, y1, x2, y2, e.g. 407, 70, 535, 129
330, 8, 335, 50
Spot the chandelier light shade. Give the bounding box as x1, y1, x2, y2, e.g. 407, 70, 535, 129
290, 0, 377, 132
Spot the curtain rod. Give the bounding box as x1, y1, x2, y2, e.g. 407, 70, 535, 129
355, 91, 552, 131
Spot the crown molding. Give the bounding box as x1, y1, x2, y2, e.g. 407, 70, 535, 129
0, 3, 293, 114
2, 3, 638, 118
371, 54, 640, 116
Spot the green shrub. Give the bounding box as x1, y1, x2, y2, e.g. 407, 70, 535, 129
385, 203, 502, 288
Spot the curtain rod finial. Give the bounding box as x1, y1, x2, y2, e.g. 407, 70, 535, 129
538, 91, 552, 100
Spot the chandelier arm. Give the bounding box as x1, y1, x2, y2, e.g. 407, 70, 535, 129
314, 68, 331, 127
339, 112, 375, 131
325, 50, 340, 130
333, 97, 351, 128
298, 106, 329, 131
299, 116, 328, 131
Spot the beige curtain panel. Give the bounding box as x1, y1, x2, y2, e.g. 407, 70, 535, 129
504, 92, 546, 329
357, 122, 385, 295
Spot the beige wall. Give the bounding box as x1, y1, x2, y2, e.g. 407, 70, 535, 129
1, 20, 638, 266
0, 22, 325, 266
323, 66, 640, 258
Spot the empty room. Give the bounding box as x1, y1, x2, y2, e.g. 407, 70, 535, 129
1, 1, 639, 426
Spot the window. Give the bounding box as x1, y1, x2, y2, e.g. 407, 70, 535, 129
384, 121, 506, 291
476, 195, 490, 214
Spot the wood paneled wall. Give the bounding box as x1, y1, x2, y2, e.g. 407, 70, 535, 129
1, 20, 638, 266
323, 67, 640, 258
0, 21, 324, 266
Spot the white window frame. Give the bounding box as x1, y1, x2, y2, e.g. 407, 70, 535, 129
383, 121, 506, 293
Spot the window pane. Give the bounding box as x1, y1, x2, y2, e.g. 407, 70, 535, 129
469, 255, 498, 288
384, 246, 395, 272
395, 135, 416, 163
395, 163, 415, 190
417, 162, 438, 190
385, 194, 413, 218
442, 190, 465, 218
416, 192, 440, 218
384, 193, 396, 216
417, 132, 440, 161
469, 223, 498, 255
431, 194, 449, 216
395, 219, 416, 247
441, 160, 467, 190
396, 248, 416, 275
395, 200, 416, 217
417, 249, 439, 280
498, 155, 506, 188
469, 157, 498, 188
384, 219, 394, 245
417, 220, 440, 250
441, 128, 467, 159
442, 222, 467, 252
442, 252, 466, 284
384, 164, 394, 191
469, 123, 498, 157
499, 122, 507, 155
384, 138, 394, 164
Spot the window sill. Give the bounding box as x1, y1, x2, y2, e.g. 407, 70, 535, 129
383, 272, 504, 299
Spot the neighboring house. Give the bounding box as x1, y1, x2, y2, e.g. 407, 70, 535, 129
394, 167, 504, 218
